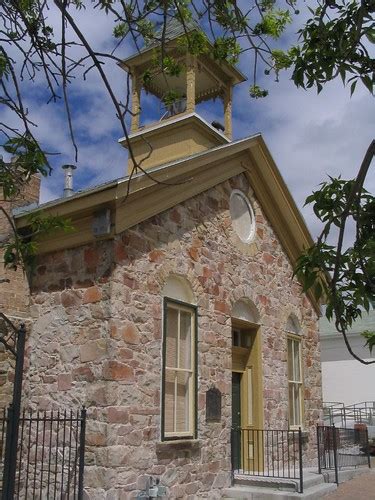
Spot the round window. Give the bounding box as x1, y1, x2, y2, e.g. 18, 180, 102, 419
229, 190, 256, 243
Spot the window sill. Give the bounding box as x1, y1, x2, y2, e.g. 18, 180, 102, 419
156, 439, 201, 454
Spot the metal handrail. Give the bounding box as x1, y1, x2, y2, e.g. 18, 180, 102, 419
323, 402, 375, 427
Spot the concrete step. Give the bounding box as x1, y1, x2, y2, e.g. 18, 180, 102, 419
222, 481, 336, 499
223, 466, 371, 498
300, 473, 325, 489
233, 472, 324, 492
234, 476, 299, 492
224, 471, 336, 499
321, 466, 370, 484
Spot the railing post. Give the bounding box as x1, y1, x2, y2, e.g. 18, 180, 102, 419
77, 407, 86, 500
298, 427, 303, 493
1, 323, 26, 500
366, 428, 371, 469
317, 425, 321, 475
332, 424, 339, 485
2, 404, 14, 500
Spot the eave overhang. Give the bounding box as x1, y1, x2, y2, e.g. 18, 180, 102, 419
119, 39, 246, 87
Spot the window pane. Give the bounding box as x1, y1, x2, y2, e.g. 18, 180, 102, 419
163, 301, 196, 438
166, 307, 178, 368
289, 383, 295, 426
294, 384, 301, 425
232, 329, 241, 346
176, 371, 191, 433
179, 310, 192, 370
289, 383, 301, 427
288, 337, 302, 427
241, 331, 253, 348
287, 339, 293, 379
165, 369, 176, 433
293, 341, 301, 381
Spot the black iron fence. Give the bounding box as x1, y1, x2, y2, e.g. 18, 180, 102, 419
231, 428, 303, 493
317, 425, 371, 484
1, 407, 86, 499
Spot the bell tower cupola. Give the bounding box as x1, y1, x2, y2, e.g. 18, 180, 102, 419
119, 19, 246, 174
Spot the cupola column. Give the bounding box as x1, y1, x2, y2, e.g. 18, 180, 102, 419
186, 54, 196, 114
131, 69, 141, 132
224, 84, 233, 140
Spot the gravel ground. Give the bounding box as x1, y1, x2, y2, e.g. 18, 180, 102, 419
325, 470, 375, 499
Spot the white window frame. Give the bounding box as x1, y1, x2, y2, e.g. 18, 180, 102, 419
162, 298, 197, 440
287, 335, 304, 429
229, 189, 256, 244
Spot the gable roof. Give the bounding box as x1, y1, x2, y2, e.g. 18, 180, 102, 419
14, 133, 319, 313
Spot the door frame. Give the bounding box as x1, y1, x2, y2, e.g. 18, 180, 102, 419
231, 320, 264, 472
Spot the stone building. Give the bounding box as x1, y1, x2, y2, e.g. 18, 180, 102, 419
6, 21, 323, 499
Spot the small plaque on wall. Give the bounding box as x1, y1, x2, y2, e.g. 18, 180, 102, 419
206, 388, 222, 422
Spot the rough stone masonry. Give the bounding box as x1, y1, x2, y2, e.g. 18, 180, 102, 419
17, 173, 321, 498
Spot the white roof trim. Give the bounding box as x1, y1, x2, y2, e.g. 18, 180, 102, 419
118, 112, 230, 144
13, 133, 261, 216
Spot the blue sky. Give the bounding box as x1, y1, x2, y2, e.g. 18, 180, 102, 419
1, 2, 374, 241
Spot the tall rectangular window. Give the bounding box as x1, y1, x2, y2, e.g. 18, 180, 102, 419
288, 337, 303, 428
162, 299, 196, 440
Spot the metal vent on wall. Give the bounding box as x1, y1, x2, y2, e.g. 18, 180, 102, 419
92, 208, 111, 237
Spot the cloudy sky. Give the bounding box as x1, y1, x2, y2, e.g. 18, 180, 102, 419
1, 2, 374, 240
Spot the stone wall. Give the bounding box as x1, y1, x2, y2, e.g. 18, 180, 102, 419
26, 173, 322, 498
0, 174, 40, 408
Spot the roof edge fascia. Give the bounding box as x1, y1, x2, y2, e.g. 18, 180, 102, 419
118, 112, 230, 145
252, 136, 314, 248
14, 134, 259, 224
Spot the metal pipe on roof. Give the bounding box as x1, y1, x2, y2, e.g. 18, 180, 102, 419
62, 164, 77, 198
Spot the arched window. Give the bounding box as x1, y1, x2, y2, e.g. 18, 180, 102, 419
161, 275, 196, 304
232, 299, 260, 325
161, 276, 197, 440
286, 314, 303, 428
286, 314, 301, 335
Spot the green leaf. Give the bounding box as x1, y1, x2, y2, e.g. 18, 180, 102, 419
361, 75, 374, 94
362, 331, 375, 354
249, 85, 268, 99
366, 30, 375, 44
